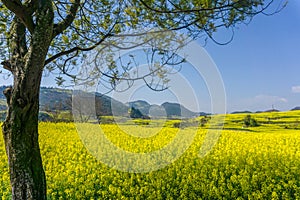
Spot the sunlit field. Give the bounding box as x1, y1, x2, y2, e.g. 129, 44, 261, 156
1, 111, 300, 199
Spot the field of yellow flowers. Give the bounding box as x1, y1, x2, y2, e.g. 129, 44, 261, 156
1, 111, 300, 199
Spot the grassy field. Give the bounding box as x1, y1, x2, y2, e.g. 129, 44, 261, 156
0, 111, 300, 199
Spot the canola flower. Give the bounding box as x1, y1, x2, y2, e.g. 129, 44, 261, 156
0, 112, 300, 199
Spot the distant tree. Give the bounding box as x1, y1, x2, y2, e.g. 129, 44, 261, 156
200, 116, 209, 127
0, 0, 284, 199
244, 115, 259, 127
142, 115, 151, 120
244, 115, 251, 127
129, 107, 144, 119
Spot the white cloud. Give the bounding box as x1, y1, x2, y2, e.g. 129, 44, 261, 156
279, 97, 288, 103
292, 86, 300, 93
254, 95, 288, 103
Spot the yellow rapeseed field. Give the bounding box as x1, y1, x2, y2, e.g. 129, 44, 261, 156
1, 111, 300, 199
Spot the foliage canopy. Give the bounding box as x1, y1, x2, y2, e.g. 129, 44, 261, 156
0, 0, 284, 88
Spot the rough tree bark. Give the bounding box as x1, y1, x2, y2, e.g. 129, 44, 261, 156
1, 2, 54, 199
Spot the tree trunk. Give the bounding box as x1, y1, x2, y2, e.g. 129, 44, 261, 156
1, 2, 54, 199
2, 83, 46, 199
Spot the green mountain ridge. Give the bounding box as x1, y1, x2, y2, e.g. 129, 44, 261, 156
127, 100, 202, 118
1, 86, 298, 117
0, 86, 205, 118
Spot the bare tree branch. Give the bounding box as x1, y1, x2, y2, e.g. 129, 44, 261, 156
138, 0, 235, 14
45, 31, 113, 66
1, 0, 35, 33
52, 0, 80, 38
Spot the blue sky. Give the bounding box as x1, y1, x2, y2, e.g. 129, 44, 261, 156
122, 1, 300, 113
203, 1, 300, 112
0, 1, 299, 113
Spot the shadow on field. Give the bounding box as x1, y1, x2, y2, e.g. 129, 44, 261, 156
209, 127, 258, 132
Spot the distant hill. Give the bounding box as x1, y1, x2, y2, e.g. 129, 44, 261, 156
40, 87, 72, 111
127, 101, 202, 118
127, 100, 201, 118
148, 104, 167, 117
0, 86, 128, 117
264, 109, 280, 113
0, 99, 6, 110
99, 93, 128, 116
291, 106, 300, 111
161, 102, 198, 118
0, 86, 9, 111
3, 86, 300, 118
231, 111, 252, 114
127, 100, 151, 116
0, 86, 204, 118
